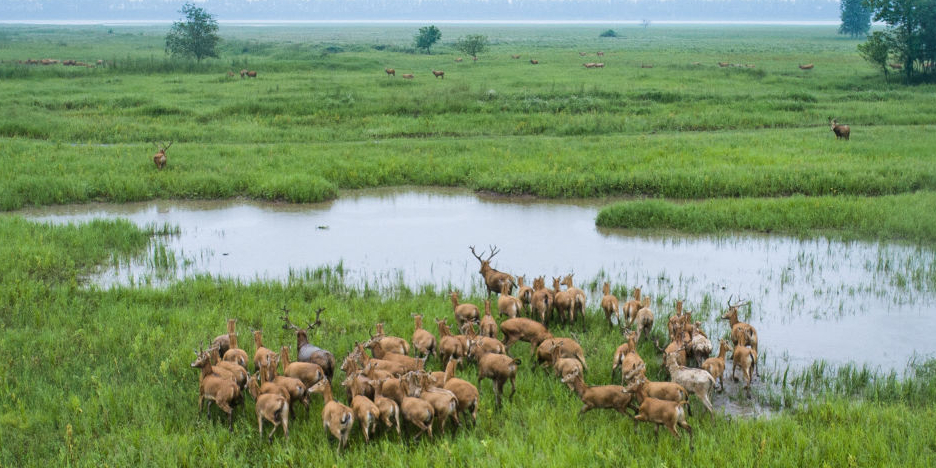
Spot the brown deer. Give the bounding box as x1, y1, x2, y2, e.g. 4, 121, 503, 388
401, 73, 414, 79
721, 296, 758, 355
799, 63, 814, 70
385, 67, 395, 77
239, 69, 248, 77
432, 70, 444, 79
153, 141, 172, 170
455, 57, 463, 62
511, 54, 521, 59
830, 118, 850, 140
191, 349, 242, 432
530, 59, 539, 65
246, 71, 257, 78
469, 245, 516, 296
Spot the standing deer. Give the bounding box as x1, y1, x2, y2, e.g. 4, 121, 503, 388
470, 245, 516, 297
153, 141, 172, 170
830, 118, 850, 140
281, 306, 335, 380
432, 70, 444, 79
385, 67, 395, 77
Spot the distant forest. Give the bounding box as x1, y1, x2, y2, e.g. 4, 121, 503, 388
2, 0, 841, 22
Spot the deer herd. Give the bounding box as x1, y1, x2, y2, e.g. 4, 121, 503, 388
190, 245, 761, 452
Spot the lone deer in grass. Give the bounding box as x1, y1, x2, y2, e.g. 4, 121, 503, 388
432, 70, 444, 79
830, 118, 850, 140
470, 245, 516, 297
153, 141, 172, 170
799, 63, 814, 70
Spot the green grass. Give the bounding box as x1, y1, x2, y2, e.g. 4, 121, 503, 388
2, 24, 936, 244
1, 217, 934, 467
596, 192, 936, 244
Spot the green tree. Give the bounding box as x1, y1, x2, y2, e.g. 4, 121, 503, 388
858, 31, 894, 80
599, 29, 618, 38
454, 34, 489, 60
414, 25, 442, 55
165, 2, 220, 62
863, 0, 936, 82
840, 0, 872, 38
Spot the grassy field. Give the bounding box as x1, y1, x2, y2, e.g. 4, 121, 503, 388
1, 218, 935, 466
2, 24, 936, 466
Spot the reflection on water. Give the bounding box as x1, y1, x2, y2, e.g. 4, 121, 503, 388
14, 187, 936, 371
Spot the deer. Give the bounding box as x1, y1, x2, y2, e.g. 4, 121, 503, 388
664, 352, 716, 416
239, 69, 248, 77
633, 298, 655, 343
583, 63, 597, 68
561, 369, 636, 417
152, 141, 172, 170
561, 275, 587, 332
211, 318, 235, 361
594, 62, 605, 68
432, 70, 444, 79
622, 287, 642, 326
530, 276, 554, 325
499, 317, 553, 355
552, 277, 576, 326
373, 322, 410, 356
511, 54, 521, 59
625, 375, 693, 450
496, 283, 523, 319
469, 340, 521, 408
534, 337, 587, 373
411, 314, 437, 359
600, 282, 620, 329
252, 330, 275, 373
455, 57, 463, 62
830, 118, 850, 140
516, 276, 534, 316
530, 59, 539, 64
436, 318, 467, 369
718, 61, 730, 67
399, 373, 435, 439
480, 300, 499, 338
222, 330, 249, 370
254, 387, 289, 442
308, 379, 354, 452
367, 377, 401, 437
450, 291, 480, 329
207, 344, 248, 390
731, 330, 758, 394
401, 73, 414, 79
441, 359, 480, 426
549, 341, 584, 389
364, 336, 423, 373
191, 349, 242, 432
279, 346, 325, 389
622, 365, 691, 412
721, 296, 758, 355
385, 67, 395, 77
579, 52, 588, 57
281, 306, 335, 380
470, 245, 516, 297
246, 70, 257, 78
411, 372, 459, 434
641, 64, 654, 68
799, 63, 814, 70
686, 321, 713, 368
702, 339, 729, 392
261, 354, 310, 414
344, 373, 381, 443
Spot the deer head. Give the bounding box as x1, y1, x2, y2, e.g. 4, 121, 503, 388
469, 245, 501, 273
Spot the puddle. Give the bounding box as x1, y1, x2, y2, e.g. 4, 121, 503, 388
12, 187, 936, 372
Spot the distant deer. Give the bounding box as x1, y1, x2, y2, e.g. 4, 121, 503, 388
511, 54, 521, 59
530, 59, 539, 65
385, 68, 395, 77
153, 141, 172, 170
798, 63, 814, 70
830, 118, 850, 140
455, 57, 463, 63
432, 70, 444, 79
401, 73, 414, 79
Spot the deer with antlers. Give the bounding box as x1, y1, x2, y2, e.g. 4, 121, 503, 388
470, 245, 516, 297
721, 296, 758, 356
281, 306, 336, 380
152, 141, 172, 169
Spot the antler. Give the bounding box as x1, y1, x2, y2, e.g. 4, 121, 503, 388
162, 141, 173, 151
308, 307, 325, 330
487, 244, 500, 261
279, 305, 299, 331
469, 245, 485, 262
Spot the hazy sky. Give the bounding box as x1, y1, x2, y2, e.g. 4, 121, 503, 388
1, 0, 843, 22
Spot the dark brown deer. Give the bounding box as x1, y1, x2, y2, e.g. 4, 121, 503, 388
432, 70, 444, 79
530, 59, 539, 65
830, 118, 850, 140
469, 245, 516, 297
281, 306, 335, 380
153, 141, 172, 170
798, 63, 814, 70
385, 67, 395, 77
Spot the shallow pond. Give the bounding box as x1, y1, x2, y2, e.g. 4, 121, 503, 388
16, 187, 936, 372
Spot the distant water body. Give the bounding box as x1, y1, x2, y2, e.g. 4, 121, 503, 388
0, 19, 842, 26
